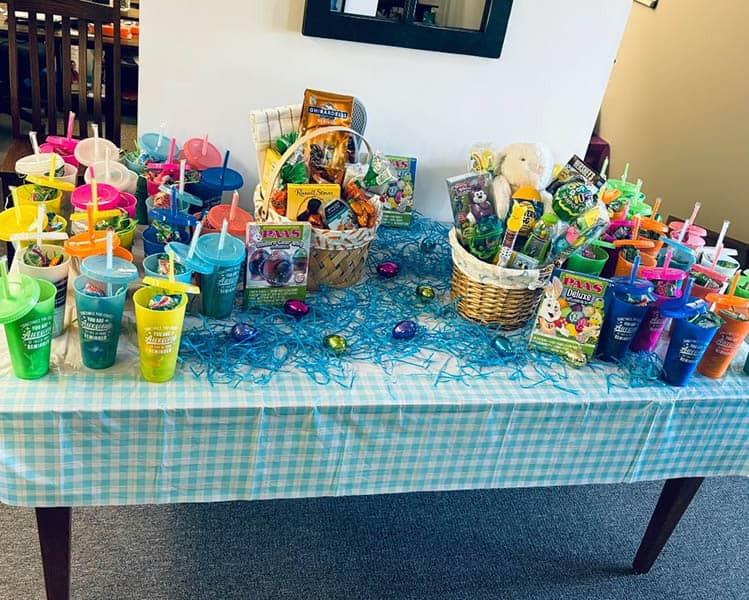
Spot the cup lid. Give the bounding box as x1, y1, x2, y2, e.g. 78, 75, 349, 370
165, 241, 215, 274
691, 264, 728, 284
142, 277, 199, 295
182, 137, 222, 170
0, 273, 40, 324
0, 205, 46, 241
639, 218, 668, 234
207, 204, 253, 236
195, 232, 246, 267
613, 239, 655, 250
610, 275, 654, 297
628, 201, 652, 217
705, 291, 749, 309
149, 207, 198, 229
71, 183, 121, 210
84, 161, 131, 189
25, 173, 76, 192
80, 255, 138, 285
44, 135, 79, 152
668, 221, 708, 237
200, 166, 244, 191
73, 138, 120, 167
138, 133, 180, 163
640, 266, 687, 281
591, 239, 616, 250
15, 153, 63, 175
64, 230, 121, 258
659, 296, 708, 320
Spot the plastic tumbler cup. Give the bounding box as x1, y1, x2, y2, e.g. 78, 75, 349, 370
697, 305, 749, 379
744, 353, 749, 376
18, 245, 71, 338
630, 267, 687, 352
4, 279, 56, 379
566, 244, 609, 276
143, 253, 193, 284
660, 301, 721, 386
195, 232, 246, 319
133, 285, 188, 383
597, 276, 654, 362
73, 277, 128, 369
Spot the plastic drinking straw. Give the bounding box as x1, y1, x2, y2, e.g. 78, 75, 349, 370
29, 131, 40, 155
630, 256, 641, 286
187, 222, 202, 259
715, 220, 730, 254
631, 215, 641, 241
105, 229, 114, 296
0, 256, 11, 299
67, 111, 75, 141
634, 179, 643, 199
35, 204, 44, 248
677, 202, 702, 243
201, 134, 209, 156
157, 122, 166, 149
651, 198, 662, 220
167, 248, 175, 283
170, 186, 179, 221
600, 157, 609, 179
229, 191, 239, 222
220, 151, 230, 186
179, 159, 186, 195
92, 123, 99, 158
168, 137, 176, 164
621, 163, 629, 184
218, 219, 229, 251
48, 159, 55, 180
91, 175, 99, 213
105, 146, 111, 181
711, 244, 723, 271
663, 248, 674, 269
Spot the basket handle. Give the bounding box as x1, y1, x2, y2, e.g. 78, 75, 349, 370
259, 126, 373, 220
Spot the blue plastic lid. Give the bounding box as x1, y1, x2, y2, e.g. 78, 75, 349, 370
139, 132, 180, 163
165, 241, 215, 275
195, 232, 246, 267
659, 296, 708, 320
609, 275, 654, 297
81, 255, 139, 285
200, 167, 244, 191
149, 207, 198, 229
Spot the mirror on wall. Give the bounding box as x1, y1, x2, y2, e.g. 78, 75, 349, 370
307, 1, 513, 59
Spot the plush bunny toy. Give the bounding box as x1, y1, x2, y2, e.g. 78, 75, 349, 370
492, 142, 554, 220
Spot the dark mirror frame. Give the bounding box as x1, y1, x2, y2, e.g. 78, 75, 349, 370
303, 1, 514, 59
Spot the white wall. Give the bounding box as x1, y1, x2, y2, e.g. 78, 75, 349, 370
139, 0, 631, 220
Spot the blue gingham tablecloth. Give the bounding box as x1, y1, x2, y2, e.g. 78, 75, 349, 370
1, 314, 747, 507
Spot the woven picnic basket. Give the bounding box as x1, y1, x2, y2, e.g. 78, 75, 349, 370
449, 229, 554, 329
250, 105, 381, 290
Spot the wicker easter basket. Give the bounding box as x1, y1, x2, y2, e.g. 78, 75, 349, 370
250, 108, 381, 290
449, 229, 554, 329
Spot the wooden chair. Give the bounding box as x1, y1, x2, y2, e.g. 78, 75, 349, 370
1, 0, 121, 187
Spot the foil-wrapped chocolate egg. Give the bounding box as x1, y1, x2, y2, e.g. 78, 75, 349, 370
491, 335, 513, 357
231, 322, 258, 343
392, 319, 417, 340
284, 299, 310, 319
416, 285, 436, 301
377, 262, 399, 278
323, 334, 347, 354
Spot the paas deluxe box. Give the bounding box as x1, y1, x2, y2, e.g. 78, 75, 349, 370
528, 269, 609, 366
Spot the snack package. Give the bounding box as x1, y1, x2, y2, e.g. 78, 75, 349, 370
510, 185, 543, 237
380, 155, 417, 228
546, 155, 605, 196
245, 223, 312, 307
324, 199, 358, 230
468, 143, 496, 173
446, 171, 503, 263
529, 269, 610, 366
286, 183, 340, 228
261, 147, 283, 198
300, 89, 354, 185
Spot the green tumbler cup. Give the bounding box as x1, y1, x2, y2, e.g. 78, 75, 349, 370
4, 278, 56, 379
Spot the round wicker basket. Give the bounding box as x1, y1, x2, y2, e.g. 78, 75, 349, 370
449, 229, 553, 329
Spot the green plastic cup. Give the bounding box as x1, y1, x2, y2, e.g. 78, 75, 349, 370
566, 245, 609, 276
4, 279, 56, 379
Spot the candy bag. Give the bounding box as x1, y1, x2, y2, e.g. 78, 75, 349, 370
300, 89, 354, 185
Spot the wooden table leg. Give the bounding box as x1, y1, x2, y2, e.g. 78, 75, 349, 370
633, 477, 704, 574
35, 507, 72, 600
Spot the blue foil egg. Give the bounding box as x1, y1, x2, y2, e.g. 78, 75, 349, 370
392, 319, 417, 340
491, 335, 513, 357
231, 322, 258, 343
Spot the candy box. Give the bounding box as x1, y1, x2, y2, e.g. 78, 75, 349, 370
244, 223, 312, 307
380, 155, 417, 228
446, 171, 502, 262
528, 268, 610, 365
286, 183, 341, 225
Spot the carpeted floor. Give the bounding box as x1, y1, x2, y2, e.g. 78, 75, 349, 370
0, 478, 746, 599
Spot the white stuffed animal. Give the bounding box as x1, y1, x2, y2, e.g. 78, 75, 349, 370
492, 142, 554, 220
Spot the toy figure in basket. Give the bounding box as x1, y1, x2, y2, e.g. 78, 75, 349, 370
537, 278, 566, 335
492, 142, 554, 224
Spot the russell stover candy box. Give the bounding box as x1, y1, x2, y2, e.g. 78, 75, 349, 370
546, 155, 605, 196
244, 223, 312, 307
529, 269, 610, 366
381, 155, 417, 227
